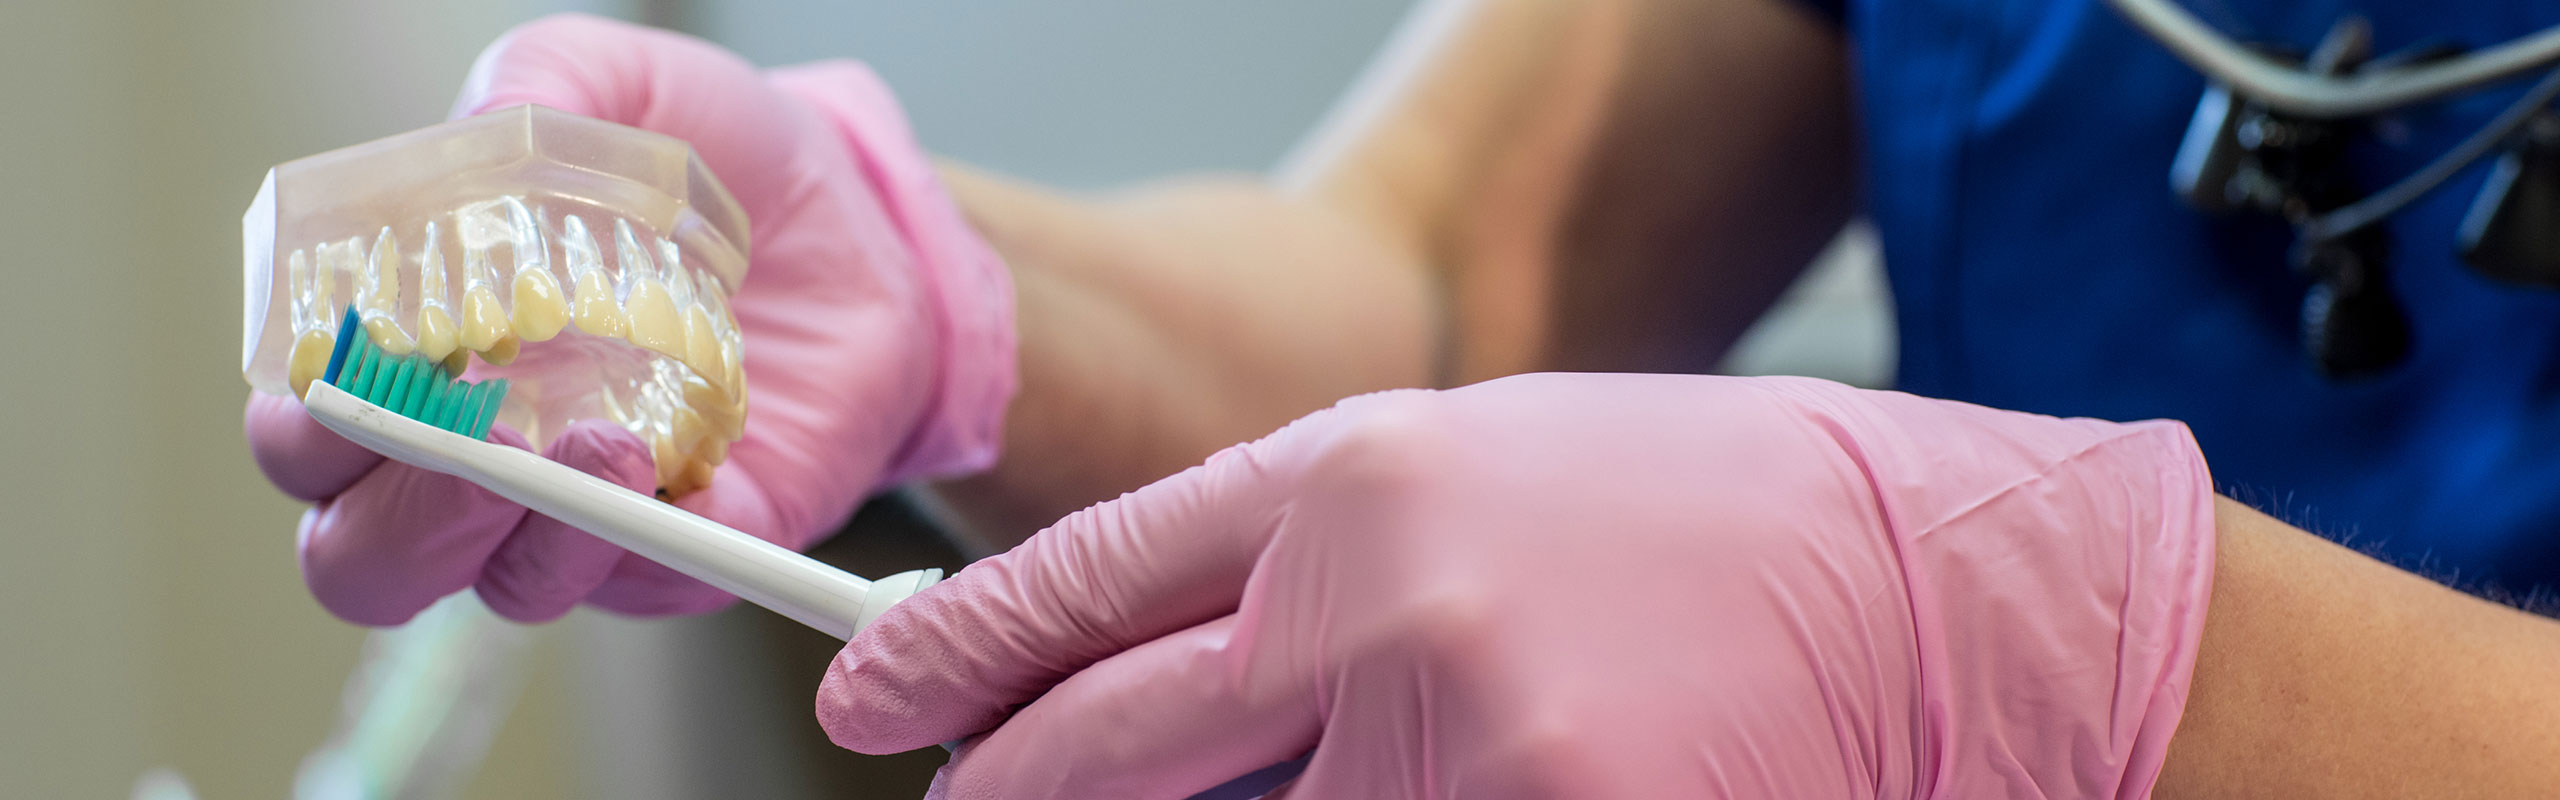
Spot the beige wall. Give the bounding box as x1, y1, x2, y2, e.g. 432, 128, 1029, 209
0, 1, 611, 796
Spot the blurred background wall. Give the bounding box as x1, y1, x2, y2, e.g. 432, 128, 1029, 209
0, 1, 1885, 797
3, 2, 613, 797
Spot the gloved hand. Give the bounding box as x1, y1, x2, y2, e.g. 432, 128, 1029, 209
244, 14, 1014, 625
817, 373, 2216, 798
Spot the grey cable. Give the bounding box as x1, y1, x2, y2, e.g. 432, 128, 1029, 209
2301, 65, 2560, 241
2108, 0, 2560, 118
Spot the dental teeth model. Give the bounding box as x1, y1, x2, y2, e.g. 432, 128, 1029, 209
243, 105, 752, 497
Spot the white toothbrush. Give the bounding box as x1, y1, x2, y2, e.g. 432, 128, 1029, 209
302, 378, 940, 641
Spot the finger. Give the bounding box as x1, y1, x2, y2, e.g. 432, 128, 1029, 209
298, 427, 536, 626
583, 550, 742, 617
923, 616, 1318, 800
920, 737, 982, 800
452, 13, 800, 216
473, 420, 657, 623
580, 458, 789, 617
245, 391, 383, 502
817, 401, 1371, 754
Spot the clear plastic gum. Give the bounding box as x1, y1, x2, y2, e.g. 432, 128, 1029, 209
244, 105, 751, 497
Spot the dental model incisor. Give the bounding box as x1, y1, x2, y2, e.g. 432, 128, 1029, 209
662, 239, 728, 385
616, 219, 685, 358
503, 197, 570, 342
563, 216, 629, 339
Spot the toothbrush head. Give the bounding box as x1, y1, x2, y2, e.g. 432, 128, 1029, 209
321, 307, 511, 440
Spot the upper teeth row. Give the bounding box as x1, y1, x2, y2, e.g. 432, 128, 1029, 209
281, 197, 744, 405
276, 199, 750, 496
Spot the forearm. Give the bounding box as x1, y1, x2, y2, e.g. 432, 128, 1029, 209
2158, 498, 2560, 796
915, 0, 1598, 545
924, 166, 1437, 546
916, 0, 1853, 546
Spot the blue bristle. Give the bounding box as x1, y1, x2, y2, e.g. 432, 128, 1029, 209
323, 308, 363, 385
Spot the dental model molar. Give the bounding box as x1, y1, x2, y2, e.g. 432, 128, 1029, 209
243, 105, 752, 497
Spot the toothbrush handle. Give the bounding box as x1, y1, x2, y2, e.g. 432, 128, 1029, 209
460, 443, 876, 639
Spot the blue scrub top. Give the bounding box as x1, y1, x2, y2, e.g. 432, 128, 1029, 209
1805, 0, 2560, 595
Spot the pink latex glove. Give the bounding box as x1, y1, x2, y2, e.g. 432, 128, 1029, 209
243, 14, 1014, 625
819, 373, 2216, 798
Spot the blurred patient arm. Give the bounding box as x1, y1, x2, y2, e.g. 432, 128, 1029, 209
929, 0, 1857, 544
2158, 498, 2560, 798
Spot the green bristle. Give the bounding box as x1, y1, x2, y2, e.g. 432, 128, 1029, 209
323, 324, 504, 441
368, 353, 391, 400
384, 358, 419, 412
474, 382, 501, 439
341, 340, 379, 396
463, 383, 493, 435
450, 382, 483, 438
438, 381, 476, 433
399, 358, 436, 416
359, 347, 388, 398
475, 380, 511, 439
383, 358, 419, 411
361, 354, 394, 406
422, 378, 454, 431
460, 382, 491, 439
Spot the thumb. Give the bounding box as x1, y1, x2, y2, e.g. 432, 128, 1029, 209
245, 391, 384, 502
452, 13, 803, 219
579, 459, 793, 618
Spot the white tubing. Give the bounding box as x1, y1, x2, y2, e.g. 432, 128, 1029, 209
304, 381, 937, 641
2108, 0, 2560, 118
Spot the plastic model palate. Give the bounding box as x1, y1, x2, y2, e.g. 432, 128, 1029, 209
244, 106, 751, 497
